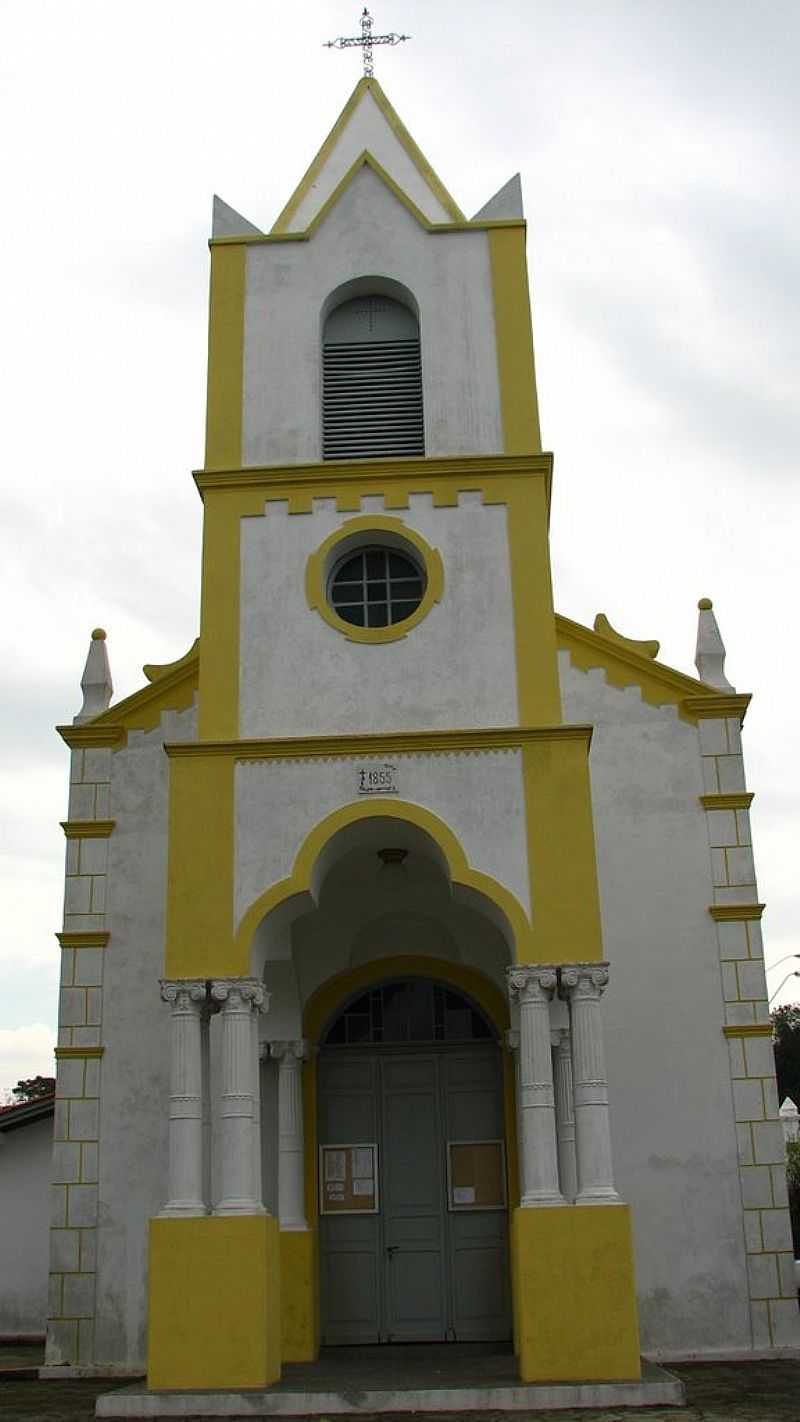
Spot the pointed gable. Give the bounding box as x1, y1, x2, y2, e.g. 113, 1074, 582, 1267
271, 77, 464, 233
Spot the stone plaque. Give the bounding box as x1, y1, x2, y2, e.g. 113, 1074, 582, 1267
357, 763, 398, 796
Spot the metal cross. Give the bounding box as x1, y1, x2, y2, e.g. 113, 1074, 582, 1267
324, 7, 410, 78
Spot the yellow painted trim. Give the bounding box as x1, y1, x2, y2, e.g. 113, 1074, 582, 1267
194, 451, 553, 501
513, 1204, 641, 1382
235, 799, 533, 968
710, 903, 765, 922
304, 514, 443, 644
279, 1230, 318, 1363
165, 753, 235, 978
488, 226, 541, 455
556, 614, 729, 724
723, 1024, 773, 1039
271, 77, 464, 234
302, 151, 436, 239
166, 723, 592, 762
521, 738, 604, 964
684, 694, 752, 722
593, 612, 659, 661
148, 1215, 280, 1390
54, 1046, 104, 1058
144, 639, 199, 684
301, 954, 518, 1255
56, 932, 110, 948
60, 820, 115, 839
205, 244, 245, 470
700, 793, 755, 810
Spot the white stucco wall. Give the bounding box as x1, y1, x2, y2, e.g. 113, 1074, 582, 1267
235, 747, 529, 932
559, 653, 752, 1353
0, 1115, 52, 1334
285, 89, 453, 231
93, 704, 196, 1368
240, 493, 518, 738
243, 165, 503, 465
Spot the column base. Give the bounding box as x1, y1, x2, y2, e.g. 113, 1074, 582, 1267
512, 1203, 641, 1382
148, 1215, 280, 1389
280, 1228, 319, 1362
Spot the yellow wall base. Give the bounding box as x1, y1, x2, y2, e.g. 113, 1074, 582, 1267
148, 1214, 281, 1390
280, 1229, 319, 1362
512, 1204, 641, 1383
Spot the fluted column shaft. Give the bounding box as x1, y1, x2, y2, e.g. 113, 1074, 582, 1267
160, 980, 207, 1216
270, 1040, 309, 1230
561, 963, 620, 1204
507, 966, 565, 1207
553, 1027, 578, 1202
211, 978, 268, 1215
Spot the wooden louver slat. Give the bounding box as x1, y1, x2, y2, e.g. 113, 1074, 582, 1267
323, 338, 424, 460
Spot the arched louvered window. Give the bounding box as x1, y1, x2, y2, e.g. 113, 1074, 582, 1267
322, 295, 424, 460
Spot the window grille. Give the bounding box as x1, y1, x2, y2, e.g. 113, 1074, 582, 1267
329, 546, 424, 628
323, 980, 494, 1047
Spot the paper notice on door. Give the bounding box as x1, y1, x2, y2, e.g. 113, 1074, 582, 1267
326, 1182, 345, 1197
352, 1148, 374, 1179
453, 1186, 476, 1205
325, 1150, 346, 1182
352, 1179, 373, 1197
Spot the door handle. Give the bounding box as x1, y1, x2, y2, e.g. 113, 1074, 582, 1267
386, 1245, 399, 1257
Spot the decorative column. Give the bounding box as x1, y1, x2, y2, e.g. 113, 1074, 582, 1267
270, 1040, 309, 1230
159, 980, 207, 1215
553, 1027, 578, 1202
560, 963, 620, 1204
507, 966, 565, 1206
211, 978, 268, 1215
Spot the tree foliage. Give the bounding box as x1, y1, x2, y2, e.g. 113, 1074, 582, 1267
772, 1003, 800, 1108
11, 1075, 55, 1103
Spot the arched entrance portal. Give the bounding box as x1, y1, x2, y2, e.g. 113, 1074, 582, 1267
317, 977, 511, 1345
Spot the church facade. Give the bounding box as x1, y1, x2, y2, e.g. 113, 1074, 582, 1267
46, 78, 798, 1390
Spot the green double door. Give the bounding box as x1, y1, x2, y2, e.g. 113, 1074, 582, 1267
318, 1048, 511, 1344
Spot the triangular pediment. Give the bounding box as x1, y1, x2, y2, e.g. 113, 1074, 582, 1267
272, 77, 464, 234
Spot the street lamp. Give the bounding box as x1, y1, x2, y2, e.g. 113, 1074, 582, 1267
766, 954, 800, 975
768, 970, 800, 1006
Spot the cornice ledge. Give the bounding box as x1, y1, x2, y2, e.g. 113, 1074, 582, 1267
54, 1045, 105, 1058
709, 903, 765, 921
164, 724, 594, 761
722, 1024, 773, 1039
57, 723, 125, 750
56, 931, 110, 948
699, 793, 755, 811
60, 820, 116, 839
194, 451, 553, 490
683, 693, 751, 722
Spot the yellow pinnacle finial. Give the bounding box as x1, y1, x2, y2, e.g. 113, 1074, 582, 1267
697, 598, 713, 611
91, 627, 107, 640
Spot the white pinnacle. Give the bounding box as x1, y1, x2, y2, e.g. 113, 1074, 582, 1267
75, 628, 113, 723
695, 599, 734, 691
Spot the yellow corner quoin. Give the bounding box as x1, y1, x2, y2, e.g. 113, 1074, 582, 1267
280, 1229, 319, 1362
723, 1024, 773, 1039
305, 514, 444, 644
56, 931, 110, 948
148, 1215, 280, 1390
60, 819, 115, 839
709, 903, 765, 922
513, 1205, 641, 1383
700, 792, 755, 811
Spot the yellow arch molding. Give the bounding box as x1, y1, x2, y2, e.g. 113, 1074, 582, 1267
234, 798, 533, 965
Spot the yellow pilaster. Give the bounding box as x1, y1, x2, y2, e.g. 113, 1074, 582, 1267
488, 226, 542, 456
512, 1205, 641, 1382
148, 1215, 280, 1390
165, 752, 238, 977
522, 737, 604, 963
280, 1230, 319, 1362
205, 244, 246, 470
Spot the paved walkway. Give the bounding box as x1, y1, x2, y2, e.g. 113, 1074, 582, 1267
2, 1350, 800, 1421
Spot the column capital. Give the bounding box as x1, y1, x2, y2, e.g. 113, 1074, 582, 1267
210, 977, 269, 1012
160, 979, 207, 1008
269, 1039, 309, 1063
507, 964, 559, 1003
505, 1028, 520, 1053
559, 962, 610, 1000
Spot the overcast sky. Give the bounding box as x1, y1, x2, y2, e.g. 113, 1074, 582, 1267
1, 0, 798, 1094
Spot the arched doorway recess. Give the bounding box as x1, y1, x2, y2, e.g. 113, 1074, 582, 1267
316, 976, 512, 1345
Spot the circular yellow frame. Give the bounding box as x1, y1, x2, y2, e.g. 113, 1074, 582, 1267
304, 514, 444, 644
